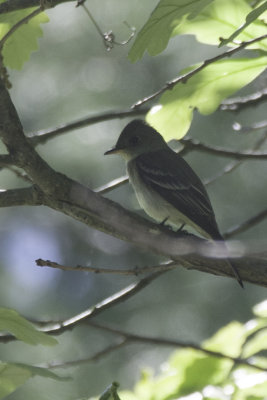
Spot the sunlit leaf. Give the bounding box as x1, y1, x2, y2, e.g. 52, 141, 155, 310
204, 321, 245, 356
0, 307, 57, 346
242, 328, 267, 358
147, 56, 267, 141
128, 0, 213, 62
173, 0, 267, 51
0, 3, 49, 70
219, 1, 267, 47
177, 356, 230, 396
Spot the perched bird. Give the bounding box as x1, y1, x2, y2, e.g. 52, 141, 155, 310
105, 119, 243, 287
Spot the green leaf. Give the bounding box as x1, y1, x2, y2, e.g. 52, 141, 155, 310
147, 56, 267, 141
0, 5, 49, 69
219, 1, 267, 47
204, 321, 245, 356
176, 356, 231, 396
0, 362, 68, 399
243, 328, 267, 358
173, 0, 267, 51
0, 307, 57, 346
128, 0, 214, 62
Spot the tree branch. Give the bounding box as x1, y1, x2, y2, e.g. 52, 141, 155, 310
42, 340, 128, 369
0, 186, 43, 207
29, 108, 148, 146
233, 120, 267, 134
132, 34, 267, 108
0, 154, 13, 166
0, 271, 165, 342
204, 131, 267, 185
220, 87, 267, 112
224, 208, 267, 239
87, 321, 267, 373
36, 258, 176, 275
95, 175, 128, 194
180, 137, 267, 160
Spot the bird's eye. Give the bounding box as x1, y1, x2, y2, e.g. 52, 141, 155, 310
130, 136, 140, 146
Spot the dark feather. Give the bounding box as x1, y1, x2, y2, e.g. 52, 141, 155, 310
134, 148, 222, 240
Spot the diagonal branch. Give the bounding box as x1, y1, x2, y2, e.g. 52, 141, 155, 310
224, 208, 267, 239
29, 108, 148, 146
132, 34, 267, 109
0, 270, 165, 342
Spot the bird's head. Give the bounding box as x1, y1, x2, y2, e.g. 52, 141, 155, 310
104, 119, 166, 160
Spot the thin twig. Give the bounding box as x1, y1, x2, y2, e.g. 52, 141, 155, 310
205, 131, 267, 185
0, 7, 42, 48
180, 137, 267, 160
233, 120, 267, 134
41, 339, 127, 369
132, 34, 267, 109
224, 208, 267, 239
95, 175, 128, 194
36, 258, 176, 275
220, 88, 267, 111
5, 166, 33, 183
29, 108, 148, 146
88, 321, 267, 373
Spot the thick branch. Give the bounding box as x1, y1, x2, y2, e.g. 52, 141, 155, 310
0, 186, 43, 207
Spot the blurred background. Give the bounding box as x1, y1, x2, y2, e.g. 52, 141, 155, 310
0, 0, 267, 399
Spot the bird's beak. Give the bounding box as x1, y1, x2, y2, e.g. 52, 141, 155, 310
104, 146, 121, 155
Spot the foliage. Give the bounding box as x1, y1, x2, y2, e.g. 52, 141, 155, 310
0, 307, 57, 345
129, 0, 267, 140
0, 308, 62, 399
117, 301, 267, 400
0, 0, 48, 69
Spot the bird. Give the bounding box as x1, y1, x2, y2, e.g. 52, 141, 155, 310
104, 119, 243, 287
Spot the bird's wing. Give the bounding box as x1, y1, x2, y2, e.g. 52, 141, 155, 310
134, 149, 222, 239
